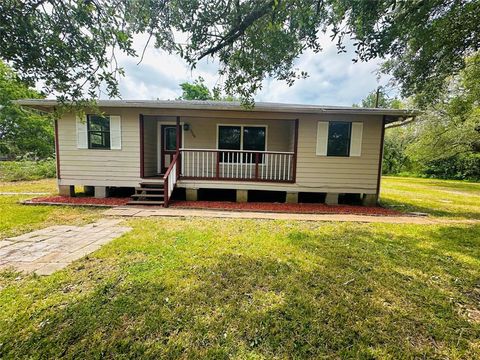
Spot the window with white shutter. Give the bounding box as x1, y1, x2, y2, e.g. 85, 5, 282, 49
349, 122, 363, 156
316, 121, 363, 157
316, 122, 329, 155
109, 115, 122, 150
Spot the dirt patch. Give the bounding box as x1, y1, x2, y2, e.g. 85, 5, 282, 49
170, 201, 403, 216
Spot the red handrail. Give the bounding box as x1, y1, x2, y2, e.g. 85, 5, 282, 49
163, 151, 180, 207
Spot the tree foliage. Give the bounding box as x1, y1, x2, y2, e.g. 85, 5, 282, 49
407, 53, 480, 162
372, 53, 480, 180
1, 1, 478, 105
178, 77, 236, 101
353, 88, 402, 109
178, 77, 214, 101
0, 61, 53, 159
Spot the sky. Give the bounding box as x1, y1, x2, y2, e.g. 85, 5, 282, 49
100, 33, 393, 107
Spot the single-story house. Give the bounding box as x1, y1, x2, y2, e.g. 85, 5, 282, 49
17, 99, 417, 207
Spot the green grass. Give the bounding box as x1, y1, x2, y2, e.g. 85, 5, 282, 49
381, 176, 480, 219
1, 177, 480, 358
0, 179, 101, 238
1, 219, 479, 358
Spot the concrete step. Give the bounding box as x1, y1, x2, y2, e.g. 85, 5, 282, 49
140, 182, 164, 188
135, 187, 164, 192
127, 200, 165, 206
131, 194, 164, 198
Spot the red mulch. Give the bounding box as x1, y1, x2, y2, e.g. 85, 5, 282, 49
26, 196, 130, 207
25, 197, 402, 216
170, 201, 402, 216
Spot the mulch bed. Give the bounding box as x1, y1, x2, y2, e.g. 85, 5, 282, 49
170, 201, 403, 216
24, 196, 403, 216
25, 196, 130, 207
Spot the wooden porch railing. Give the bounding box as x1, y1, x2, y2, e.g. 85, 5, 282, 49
163, 149, 295, 206
180, 149, 295, 182
163, 151, 180, 207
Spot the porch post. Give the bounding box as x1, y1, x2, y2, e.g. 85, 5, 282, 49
176, 116, 181, 151
176, 116, 181, 177
292, 119, 299, 182
139, 114, 145, 178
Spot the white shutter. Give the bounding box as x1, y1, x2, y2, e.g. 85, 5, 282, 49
76, 115, 88, 149
109, 115, 122, 150
316, 121, 329, 156
350, 122, 363, 156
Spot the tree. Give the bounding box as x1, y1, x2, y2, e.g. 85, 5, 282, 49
354, 88, 402, 109
178, 77, 237, 101
0, 61, 53, 159
407, 53, 480, 163
178, 77, 214, 101
1, 1, 478, 105
369, 53, 480, 180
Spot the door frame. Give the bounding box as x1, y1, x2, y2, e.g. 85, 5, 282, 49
157, 121, 184, 174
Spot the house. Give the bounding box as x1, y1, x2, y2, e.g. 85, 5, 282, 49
17, 99, 416, 207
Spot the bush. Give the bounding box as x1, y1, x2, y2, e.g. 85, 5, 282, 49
0, 159, 56, 181
422, 154, 480, 181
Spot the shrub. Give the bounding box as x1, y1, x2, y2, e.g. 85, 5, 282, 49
422, 154, 480, 181
0, 159, 56, 181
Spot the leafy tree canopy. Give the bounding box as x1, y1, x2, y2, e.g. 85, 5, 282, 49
1, 0, 478, 106
178, 77, 214, 101
0, 61, 53, 159
353, 88, 402, 109
178, 77, 237, 101
377, 52, 480, 180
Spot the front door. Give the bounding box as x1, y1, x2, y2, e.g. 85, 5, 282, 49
161, 125, 180, 173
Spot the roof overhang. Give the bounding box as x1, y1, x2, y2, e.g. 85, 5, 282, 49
15, 99, 419, 124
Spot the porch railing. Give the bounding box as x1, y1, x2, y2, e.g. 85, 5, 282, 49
162, 149, 295, 207
163, 151, 180, 207
180, 149, 295, 182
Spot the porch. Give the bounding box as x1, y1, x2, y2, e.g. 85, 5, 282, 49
138, 115, 299, 206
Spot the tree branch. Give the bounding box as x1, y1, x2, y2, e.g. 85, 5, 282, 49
385, 117, 416, 129
197, 0, 274, 60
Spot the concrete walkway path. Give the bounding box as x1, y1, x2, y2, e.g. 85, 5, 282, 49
104, 206, 477, 225
0, 219, 131, 275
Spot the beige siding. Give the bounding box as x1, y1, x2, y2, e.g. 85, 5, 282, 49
57, 109, 141, 187
295, 114, 382, 193
57, 107, 382, 194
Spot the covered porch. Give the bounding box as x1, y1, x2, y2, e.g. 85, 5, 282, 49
139, 115, 299, 206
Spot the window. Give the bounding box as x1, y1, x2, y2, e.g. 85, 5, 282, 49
217, 125, 266, 162
218, 126, 241, 150
243, 126, 266, 152
87, 115, 110, 149
327, 121, 351, 156
164, 127, 177, 151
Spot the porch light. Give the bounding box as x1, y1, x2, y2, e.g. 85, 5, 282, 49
183, 123, 190, 131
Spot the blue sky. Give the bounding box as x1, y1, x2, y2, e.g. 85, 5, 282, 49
103, 33, 392, 106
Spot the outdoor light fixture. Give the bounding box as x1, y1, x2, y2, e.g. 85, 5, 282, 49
183, 123, 190, 131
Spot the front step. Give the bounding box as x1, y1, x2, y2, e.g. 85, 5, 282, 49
127, 200, 165, 206
128, 181, 166, 206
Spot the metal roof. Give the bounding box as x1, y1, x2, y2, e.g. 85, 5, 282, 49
15, 99, 419, 122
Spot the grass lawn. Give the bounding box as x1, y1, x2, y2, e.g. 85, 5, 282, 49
0, 179, 101, 238
381, 176, 480, 219
0, 177, 479, 358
